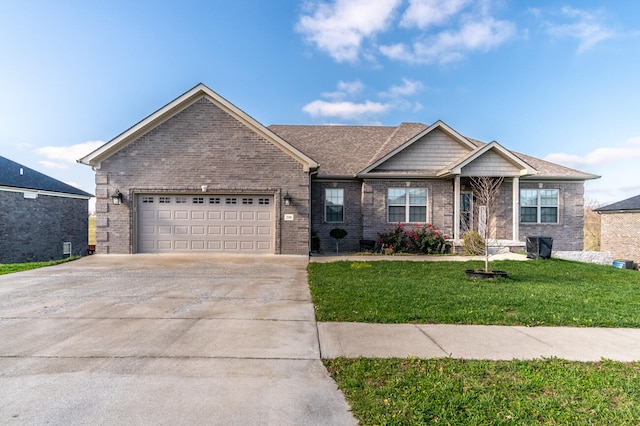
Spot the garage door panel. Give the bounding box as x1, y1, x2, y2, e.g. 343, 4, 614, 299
174, 240, 189, 250
191, 241, 205, 250
240, 226, 254, 235
208, 241, 222, 250
224, 226, 238, 235
137, 194, 273, 253
257, 212, 271, 221
257, 226, 271, 235
157, 240, 173, 250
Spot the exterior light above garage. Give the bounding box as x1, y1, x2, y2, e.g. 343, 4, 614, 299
112, 189, 123, 205
284, 192, 292, 206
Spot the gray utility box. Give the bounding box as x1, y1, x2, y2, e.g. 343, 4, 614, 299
526, 236, 553, 259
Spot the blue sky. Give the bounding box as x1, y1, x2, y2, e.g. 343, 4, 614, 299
2, 0, 640, 207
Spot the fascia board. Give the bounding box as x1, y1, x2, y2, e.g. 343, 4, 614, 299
0, 185, 93, 199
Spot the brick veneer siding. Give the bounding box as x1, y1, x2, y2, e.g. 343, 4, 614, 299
94, 98, 310, 255
600, 212, 640, 262
0, 191, 88, 263
362, 179, 454, 242
311, 180, 363, 253
518, 181, 585, 251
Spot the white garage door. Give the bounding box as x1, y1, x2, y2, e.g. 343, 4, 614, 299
137, 194, 274, 253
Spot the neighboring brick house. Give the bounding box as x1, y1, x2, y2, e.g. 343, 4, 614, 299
595, 195, 640, 262
79, 84, 598, 255
0, 156, 92, 263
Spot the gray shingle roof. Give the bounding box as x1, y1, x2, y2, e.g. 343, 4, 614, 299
269, 123, 597, 181
596, 195, 640, 212
0, 156, 92, 197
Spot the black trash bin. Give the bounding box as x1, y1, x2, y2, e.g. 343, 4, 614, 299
526, 236, 553, 259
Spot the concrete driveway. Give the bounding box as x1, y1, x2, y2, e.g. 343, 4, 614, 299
0, 254, 356, 425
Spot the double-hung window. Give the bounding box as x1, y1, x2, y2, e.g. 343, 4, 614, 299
325, 188, 344, 222
520, 189, 558, 223
388, 188, 427, 223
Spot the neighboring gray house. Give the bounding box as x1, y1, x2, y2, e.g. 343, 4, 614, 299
595, 195, 640, 262
0, 156, 92, 263
79, 84, 598, 255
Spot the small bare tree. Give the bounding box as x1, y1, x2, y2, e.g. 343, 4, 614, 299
466, 176, 505, 273
584, 198, 601, 251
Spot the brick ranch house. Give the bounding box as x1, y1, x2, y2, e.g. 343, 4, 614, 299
79, 84, 598, 255
0, 155, 92, 263
595, 194, 640, 263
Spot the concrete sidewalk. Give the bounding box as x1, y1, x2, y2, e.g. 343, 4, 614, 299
318, 322, 640, 362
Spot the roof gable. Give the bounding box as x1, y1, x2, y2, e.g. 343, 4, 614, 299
371, 127, 472, 173
439, 141, 537, 177
0, 156, 92, 198
79, 84, 318, 172
359, 120, 477, 175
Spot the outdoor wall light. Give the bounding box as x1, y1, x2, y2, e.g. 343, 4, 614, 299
283, 192, 292, 206
112, 189, 123, 205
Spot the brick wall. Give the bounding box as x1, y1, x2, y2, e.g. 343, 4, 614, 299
519, 181, 585, 251
95, 97, 310, 255
311, 180, 363, 253
0, 191, 88, 263
362, 179, 454, 241
600, 212, 640, 262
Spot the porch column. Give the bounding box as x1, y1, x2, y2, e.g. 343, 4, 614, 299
512, 177, 519, 241
453, 176, 461, 240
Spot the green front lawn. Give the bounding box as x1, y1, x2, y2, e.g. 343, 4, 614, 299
0, 258, 76, 275
325, 357, 640, 425
308, 259, 640, 327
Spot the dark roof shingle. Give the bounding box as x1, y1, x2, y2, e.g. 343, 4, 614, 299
0, 156, 92, 197
596, 195, 640, 212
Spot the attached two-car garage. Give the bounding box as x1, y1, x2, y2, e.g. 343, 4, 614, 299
136, 194, 274, 253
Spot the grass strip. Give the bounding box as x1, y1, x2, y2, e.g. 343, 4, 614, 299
0, 257, 77, 275
309, 259, 640, 327
325, 357, 640, 425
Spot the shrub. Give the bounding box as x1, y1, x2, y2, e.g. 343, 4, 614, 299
462, 230, 485, 255
377, 223, 448, 255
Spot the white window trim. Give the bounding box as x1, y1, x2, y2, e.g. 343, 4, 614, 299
387, 188, 429, 223
324, 188, 345, 223
520, 188, 559, 224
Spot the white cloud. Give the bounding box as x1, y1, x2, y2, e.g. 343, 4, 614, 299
302, 99, 390, 120
297, 0, 402, 62
321, 80, 365, 100
547, 138, 640, 204
34, 141, 105, 167
379, 78, 423, 98
298, 0, 515, 64
381, 16, 515, 64
303, 78, 424, 121
544, 140, 640, 168
400, 0, 470, 29
544, 7, 614, 53
39, 160, 69, 170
